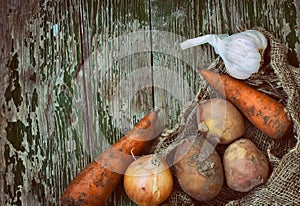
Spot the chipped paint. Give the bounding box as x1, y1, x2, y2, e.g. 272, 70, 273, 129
0, 0, 299, 205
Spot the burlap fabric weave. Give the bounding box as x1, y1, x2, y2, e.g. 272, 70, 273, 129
153, 28, 300, 205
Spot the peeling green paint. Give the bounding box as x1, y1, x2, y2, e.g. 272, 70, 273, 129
6, 121, 26, 152
0, 0, 299, 205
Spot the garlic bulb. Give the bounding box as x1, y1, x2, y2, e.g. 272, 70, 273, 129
180, 30, 268, 79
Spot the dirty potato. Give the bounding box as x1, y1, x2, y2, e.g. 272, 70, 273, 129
197, 98, 244, 144
223, 138, 270, 192
174, 137, 224, 202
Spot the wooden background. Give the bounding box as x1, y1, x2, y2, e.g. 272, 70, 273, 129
0, 0, 299, 205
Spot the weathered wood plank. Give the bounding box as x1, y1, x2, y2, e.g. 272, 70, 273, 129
0, 1, 154, 205
0, 0, 299, 206
75, 1, 153, 205
1, 0, 84, 205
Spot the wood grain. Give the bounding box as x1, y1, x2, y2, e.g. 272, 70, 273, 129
0, 0, 299, 205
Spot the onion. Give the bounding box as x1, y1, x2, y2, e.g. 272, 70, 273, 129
124, 154, 173, 206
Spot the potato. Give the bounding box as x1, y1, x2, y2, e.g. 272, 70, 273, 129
174, 137, 224, 202
197, 98, 244, 144
223, 138, 270, 192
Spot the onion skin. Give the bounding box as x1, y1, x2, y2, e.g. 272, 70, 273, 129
124, 154, 173, 206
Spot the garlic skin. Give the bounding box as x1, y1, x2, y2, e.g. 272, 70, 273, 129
180, 30, 268, 79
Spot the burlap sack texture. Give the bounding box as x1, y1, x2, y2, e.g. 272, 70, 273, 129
153, 28, 300, 206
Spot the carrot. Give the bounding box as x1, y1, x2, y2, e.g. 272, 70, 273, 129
61, 109, 164, 206
199, 69, 292, 139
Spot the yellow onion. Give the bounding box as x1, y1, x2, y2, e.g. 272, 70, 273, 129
124, 154, 173, 206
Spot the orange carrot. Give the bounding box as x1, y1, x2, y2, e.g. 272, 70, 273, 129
199, 69, 292, 139
61, 110, 164, 206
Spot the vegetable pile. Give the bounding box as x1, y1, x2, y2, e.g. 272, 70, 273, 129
162, 67, 291, 203
199, 69, 292, 140
61, 30, 296, 205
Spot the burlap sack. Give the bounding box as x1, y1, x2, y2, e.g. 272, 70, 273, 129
153, 28, 300, 206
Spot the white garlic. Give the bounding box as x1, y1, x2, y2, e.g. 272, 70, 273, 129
180, 30, 268, 79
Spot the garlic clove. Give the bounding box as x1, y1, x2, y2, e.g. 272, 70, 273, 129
223, 61, 252, 79
223, 58, 252, 79
226, 30, 267, 52
221, 46, 262, 77
180, 30, 268, 79
243, 30, 268, 49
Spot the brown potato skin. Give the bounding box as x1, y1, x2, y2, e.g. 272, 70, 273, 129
223, 139, 270, 192
197, 98, 244, 144
199, 69, 292, 140
174, 137, 224, 202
